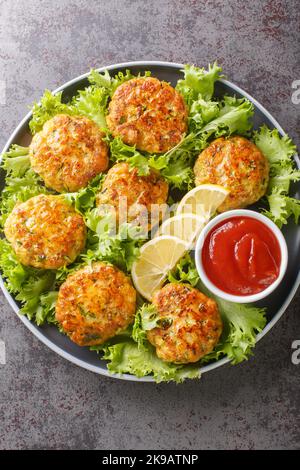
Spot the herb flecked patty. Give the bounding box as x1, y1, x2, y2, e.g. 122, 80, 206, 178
106, 77, 188, 153
194, 136, 269, 211
4, 194, 86, 269
96, 162, 169, 229
148, 283, 223, 364
29, 114, 109, 192
55, 262, 137, 346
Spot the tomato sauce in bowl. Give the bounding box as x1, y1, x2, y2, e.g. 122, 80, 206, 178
202, 216, 281, 296
195, 210, 288, 303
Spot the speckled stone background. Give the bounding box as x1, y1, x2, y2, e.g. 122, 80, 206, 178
0, 0, 299, 450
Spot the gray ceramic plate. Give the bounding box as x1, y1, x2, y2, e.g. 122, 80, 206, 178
1, 61, 300, 382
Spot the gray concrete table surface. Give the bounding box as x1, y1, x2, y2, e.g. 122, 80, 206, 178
0, 0, 299, 450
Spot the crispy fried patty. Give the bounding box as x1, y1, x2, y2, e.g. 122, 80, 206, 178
96, 162, 169, 228
194, 136, 269, 212
148, 283, 222, 364
106, 77, 188, 153
29, 114, 109, 192
55, 262, 137, 346
4, 194, 86, 269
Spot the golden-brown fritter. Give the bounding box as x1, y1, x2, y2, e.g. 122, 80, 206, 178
29, 114, 109, 192
106, 77, 188, 153
96, 162, 169, 229
194, 136, 269, 212
148, 283, 222, 364
55, 262, 137, 346
4, 194, 86, 269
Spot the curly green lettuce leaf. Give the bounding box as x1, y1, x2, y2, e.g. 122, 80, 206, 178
254, 126, 299, 193
109, 137, 150, 176
29, 90, 75, 134
168, 253, 199, 286
35, 291, 58, 325
179, 96, 254, 154
0, 168, 51, 226
254, 125, 297, 166
154, 139, 194, 190
88, 68, 151, 96
254, 126, 300, 227
203, 299, 266, 364
263, 188, 300, 228
1, 145, 30, 177
148, 134, 196, 190
132, 303, 159, 350
188, 97, 220, 133
110, 134, 194, 190
84, 210, 142, 272
30, 85, 110, 134
197, 96, 254, 142
268, 163, 300, 193
0, 239, 56, 323
176, 62, 223, 104
71, 85, 109, 128
62, 173, 105, 214
92, 339, 200, 383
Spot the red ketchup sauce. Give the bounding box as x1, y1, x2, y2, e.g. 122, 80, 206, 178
202, 216, 281, 296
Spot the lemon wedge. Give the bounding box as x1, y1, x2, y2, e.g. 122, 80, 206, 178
131, 235, 188, 301
176, 184, 229, 219
157, 213, 206, 249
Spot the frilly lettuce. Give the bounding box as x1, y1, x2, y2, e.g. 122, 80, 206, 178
254, 126, 300, 227
29, 90, 75, 134
198, 96, 254, 138
109, 137, 150, 176
62, 173, 105, 213
98, 340, 201, 383
88, 68, 151, 96
109, 134, 195, 190
0, 145, 51, 226
132, 303, 159, 350
29, 86, 108, 134
0, 238, 56, 324
200, 293, 266, 364
176, 62, 223, 104
71, 85, 109, 129
1, 145, 31, 177
92, 314, 200, 384
168, 253, 199, 286
83, 210, 143, 272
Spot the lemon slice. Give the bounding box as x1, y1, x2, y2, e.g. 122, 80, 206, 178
176, 184, 229, 219
131, 235, 188, 301
158, 213, 206, 249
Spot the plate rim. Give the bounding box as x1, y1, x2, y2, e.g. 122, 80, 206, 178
1, 60, 299, 382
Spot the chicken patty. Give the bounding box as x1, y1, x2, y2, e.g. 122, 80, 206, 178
29, 114, 109, 192
96, 162, 169, 229
55, 262, 137, 346
148, 283, 222, 364
4, 194, 86, 269
194, 136, 269, 211
106, 77, 188, 153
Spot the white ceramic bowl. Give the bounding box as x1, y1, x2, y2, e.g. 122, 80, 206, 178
195, 209, 288, 303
